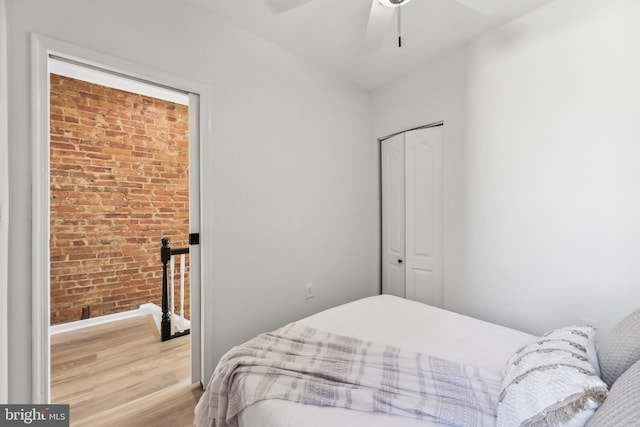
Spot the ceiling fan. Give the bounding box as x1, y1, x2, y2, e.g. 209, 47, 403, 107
262, 0, 499, 50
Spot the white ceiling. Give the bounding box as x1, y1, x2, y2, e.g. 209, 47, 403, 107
183, 0, 556, 90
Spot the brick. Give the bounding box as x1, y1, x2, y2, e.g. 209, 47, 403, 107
50, 74, 190, 325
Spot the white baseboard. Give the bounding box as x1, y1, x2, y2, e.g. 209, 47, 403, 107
50, 303, 191, 336
138, 303, 192, 335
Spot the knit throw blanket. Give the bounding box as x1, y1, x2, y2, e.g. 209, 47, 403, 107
195, 323, 502, 427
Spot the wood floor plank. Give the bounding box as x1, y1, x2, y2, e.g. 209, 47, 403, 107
51, 315, 202, 426
78, 381, 203, 427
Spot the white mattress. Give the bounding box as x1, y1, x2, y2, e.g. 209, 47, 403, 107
237, 294, 536, 427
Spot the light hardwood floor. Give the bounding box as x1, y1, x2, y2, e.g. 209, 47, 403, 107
51, 315, 203, 426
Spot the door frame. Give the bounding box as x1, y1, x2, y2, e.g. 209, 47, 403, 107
31, 34, 211, 403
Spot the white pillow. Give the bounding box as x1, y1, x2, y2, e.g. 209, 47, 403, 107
497, 326, 608, 427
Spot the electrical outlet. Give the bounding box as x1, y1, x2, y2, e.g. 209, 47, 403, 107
305, 283, 314, 299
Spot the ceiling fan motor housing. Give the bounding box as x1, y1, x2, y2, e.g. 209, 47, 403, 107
378, 0, 412, 8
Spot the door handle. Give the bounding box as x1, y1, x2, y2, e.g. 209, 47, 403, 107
397, 259, 403, 264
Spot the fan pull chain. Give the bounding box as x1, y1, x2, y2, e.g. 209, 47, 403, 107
397, 6, 402, 47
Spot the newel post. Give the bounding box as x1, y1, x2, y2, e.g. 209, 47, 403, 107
161, 237, 172, 341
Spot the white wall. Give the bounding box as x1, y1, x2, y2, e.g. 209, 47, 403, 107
372, 0, 640, 339
0, 0, 9, 405
6, 0, 377, 402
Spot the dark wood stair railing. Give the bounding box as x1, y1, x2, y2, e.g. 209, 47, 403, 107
161, 237, 191, 342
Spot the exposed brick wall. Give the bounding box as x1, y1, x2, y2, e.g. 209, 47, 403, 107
50, 74, 190, 325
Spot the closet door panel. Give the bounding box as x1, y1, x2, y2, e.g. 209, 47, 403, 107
412, 270, 433, 304
381, 134, 405, 297
405, 127, 443, 307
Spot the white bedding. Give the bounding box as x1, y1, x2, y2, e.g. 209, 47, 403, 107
202, 295, 536, 427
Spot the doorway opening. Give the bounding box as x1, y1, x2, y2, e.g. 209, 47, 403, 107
32, 35, 205, 405
47, 59, 198, 418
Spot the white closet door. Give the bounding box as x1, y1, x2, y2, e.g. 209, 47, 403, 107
381, 133, 405, 297
404, 127, 443, 306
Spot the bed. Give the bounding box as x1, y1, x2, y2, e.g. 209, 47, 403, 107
196, 295, 640, 427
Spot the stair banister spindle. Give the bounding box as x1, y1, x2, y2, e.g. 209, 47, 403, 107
170, 255, 175, 330
179, 253, 186, 332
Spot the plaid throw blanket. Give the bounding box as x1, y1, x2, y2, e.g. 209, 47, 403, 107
196, 323, 501, 427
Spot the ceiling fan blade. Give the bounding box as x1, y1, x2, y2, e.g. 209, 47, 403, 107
364, 0, 396, 51
262, 0, 316, 14
451, 0, 499, 16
